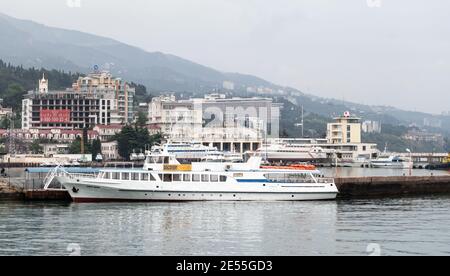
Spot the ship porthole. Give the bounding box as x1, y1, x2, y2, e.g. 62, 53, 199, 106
292, 195, 295, 198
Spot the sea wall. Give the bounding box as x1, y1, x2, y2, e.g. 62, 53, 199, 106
335, 175, 450, 198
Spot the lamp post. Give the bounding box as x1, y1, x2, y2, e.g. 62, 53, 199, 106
406, 148, 412, 176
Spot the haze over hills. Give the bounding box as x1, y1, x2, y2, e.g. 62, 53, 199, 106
0, 12, 449, 140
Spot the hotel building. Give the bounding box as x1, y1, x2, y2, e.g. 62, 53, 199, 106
22, 72, 135, 130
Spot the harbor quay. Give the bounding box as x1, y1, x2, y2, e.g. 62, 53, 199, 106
335, 175, 450, 198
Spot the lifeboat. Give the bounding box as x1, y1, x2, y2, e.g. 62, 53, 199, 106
261, 164, 316, 171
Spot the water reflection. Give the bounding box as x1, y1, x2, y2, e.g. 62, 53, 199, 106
1, 196, 450, 256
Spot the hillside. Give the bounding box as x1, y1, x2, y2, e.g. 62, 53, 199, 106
0, 60, 81, 110
0, 13, 274, 94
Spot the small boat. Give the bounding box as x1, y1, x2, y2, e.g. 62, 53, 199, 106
50, 151, 338, 202
371, 155, 413, 169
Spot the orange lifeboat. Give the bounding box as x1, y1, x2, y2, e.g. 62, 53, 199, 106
261, 164, 316, 171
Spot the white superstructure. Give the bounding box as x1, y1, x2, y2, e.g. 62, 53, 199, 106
253, 143, 327, 162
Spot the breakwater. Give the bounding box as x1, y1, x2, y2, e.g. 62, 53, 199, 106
335, 175, 450, 198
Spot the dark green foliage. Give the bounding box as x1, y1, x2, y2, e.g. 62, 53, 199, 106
136, 111, 148, 129
69, 137, 83, 154
130, 82, 153, 104
29, 140, 43, 154
0, 59, 82, 110
116, 125, 162, 160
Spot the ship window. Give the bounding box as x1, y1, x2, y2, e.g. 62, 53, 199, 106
220, 176, 227, 182
122, 173, 130, 180
142, 173, 149, 181
183, 174, 191, 182
150, 174, 156, 181
192, 174, 200, 182
201, 175, 209, 182
210, 175, 219, 182
112, 172, 120, 180
163, 174, 172, 182
132, 173, 140, 181
103, 172, 110, 179
173, 174, 182, 182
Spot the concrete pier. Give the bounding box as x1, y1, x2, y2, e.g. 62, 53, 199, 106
0, 181, 24, 200
335, 175, 450, 198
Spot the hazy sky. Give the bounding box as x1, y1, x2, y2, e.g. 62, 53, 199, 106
1, 0, 450, 113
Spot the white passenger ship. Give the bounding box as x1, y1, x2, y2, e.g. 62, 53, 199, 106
151, 142, 226, 161
254, 143, 328, 162
49, 153, 338, 203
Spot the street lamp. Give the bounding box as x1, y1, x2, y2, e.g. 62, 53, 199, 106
406, 148, 412, 176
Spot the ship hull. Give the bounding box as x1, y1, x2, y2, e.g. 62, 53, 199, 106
58, 178, 338, 202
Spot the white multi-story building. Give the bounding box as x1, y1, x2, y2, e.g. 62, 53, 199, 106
101, 141, 120, 160
22, 72, 135, 130
327, 112, 362, 144
148, 94, 281, 153
362, 121, 382, 134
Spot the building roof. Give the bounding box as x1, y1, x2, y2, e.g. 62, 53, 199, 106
94, 124, 124, 130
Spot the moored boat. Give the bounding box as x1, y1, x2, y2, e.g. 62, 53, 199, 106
49, 152, 338, 202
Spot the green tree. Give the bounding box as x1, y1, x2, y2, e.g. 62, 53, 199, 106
116, 125, 162, 160
2, 83, 25, 110
116, 125, 137, 160
0, 117, 9, 129
136, 111, 148, 128
69, 137, 82, 154
30, 140, 44, 154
